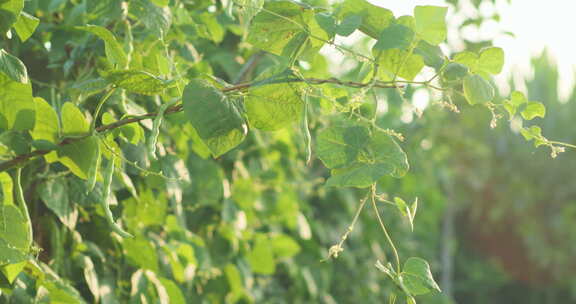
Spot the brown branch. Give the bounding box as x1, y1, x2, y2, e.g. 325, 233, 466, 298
0, 77, 404, 172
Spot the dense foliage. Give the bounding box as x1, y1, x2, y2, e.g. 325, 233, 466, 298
0, 0, 572, 303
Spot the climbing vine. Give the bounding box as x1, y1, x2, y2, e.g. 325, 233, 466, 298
0, 0, 572, 303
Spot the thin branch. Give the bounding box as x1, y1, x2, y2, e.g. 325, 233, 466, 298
371, 184, 401, 273
0, 77, 404, 172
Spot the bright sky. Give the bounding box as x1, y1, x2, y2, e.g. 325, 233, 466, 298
375, 0, 576, 100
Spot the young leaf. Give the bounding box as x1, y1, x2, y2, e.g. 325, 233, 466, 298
183, 79, 248, 157
520, 126, 546, 147
13, 12, 39, 42
478, 47, 504, 75
463, 74, 494, 105
414, 6, 448, 45
503, 91, 527, 117
400, 257, 441, 296
521, 101, 546, 120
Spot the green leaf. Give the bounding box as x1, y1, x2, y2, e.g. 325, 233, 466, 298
77, 24, 128, 68
377, 49, 424, 81
400, 257, 441, 296
247, 233, 275, 275
76, 255, 100, 302
453, 51, 478, 71
246, 1, 326, 59
315, 12, 337, 37
414, 41, 445, 69
61, 102, 89, 136
225, 263, 244, 294
373, 24, 415, 51
105, 70, 172, 95
339, 0, 394, 39
158, 277, 185, 304
504, 91, 527, 117
320, 125, 409, 188
0, 238, 27, 266
245, 83, 303, 131
521, 101, 546, 120
130, 0, 172, 37
326, 163, 393, 188
39, 178, 78, 229
317, 124, 370, 169
442, 62, 468, 81
271, 235, 301, 259
478, 47, 504, 75
367, 130, 409, 178
0, 204, 31, 252
394, 197, 418, 231
463, 74, 494, 105
520, 126, 546, 147
0, 48, 28, 83
150, 0, 169, 6
30, 97, 59, 143
454, 47, 504, 76
57, 136, 100, 180
13, 12, 39, 42
414, 6, 448, 45
183, 79, 247, 157
1, 261, 26, 283
0, 172, 14, 205
336, 14, 362, 37
234, 0, 264, 29
0, 49, 35, 131
123, 237, 159, 272
0, 0, 24, 34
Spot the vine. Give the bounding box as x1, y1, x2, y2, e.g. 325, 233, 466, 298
0, 0, 573, 302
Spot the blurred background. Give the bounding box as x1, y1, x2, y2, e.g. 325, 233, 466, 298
362, 0, 576, 303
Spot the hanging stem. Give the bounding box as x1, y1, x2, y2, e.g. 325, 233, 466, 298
327, 190, 371, 259
371, 184, 401, 273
